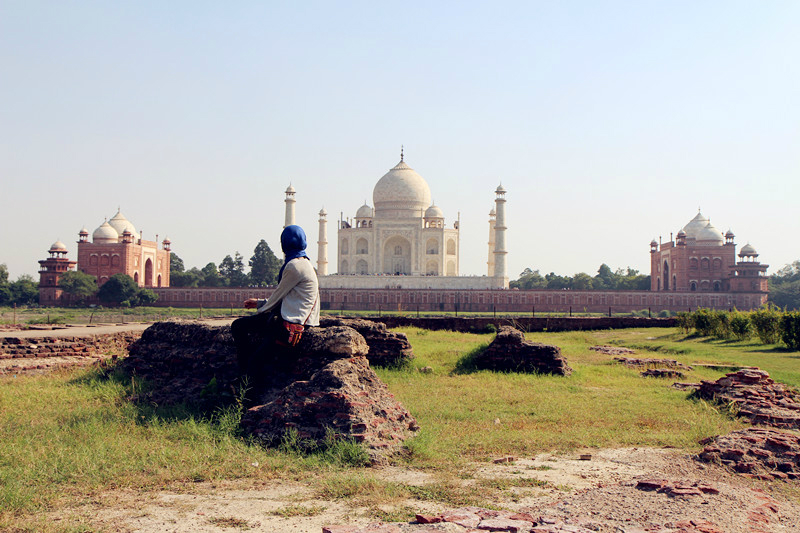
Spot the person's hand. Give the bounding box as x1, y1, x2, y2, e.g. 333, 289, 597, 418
243, 298, 258, 309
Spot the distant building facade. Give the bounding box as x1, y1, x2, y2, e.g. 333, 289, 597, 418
38, 209, 171, 305
649, 210, 768, 303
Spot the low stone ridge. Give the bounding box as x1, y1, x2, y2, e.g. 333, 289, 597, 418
122, 321, 418, 457
613, 356, 691, 370
635, 479, 720, 497
589, 345, 636, 356
697, 427, 800, 481
323, 507, 595, 532
320, 316, 414, 367
641, 368, 685, 379
0, 332, 138, 375
242, 356, 418, 455
474, 326, 572, 376
694, 368, 800, 429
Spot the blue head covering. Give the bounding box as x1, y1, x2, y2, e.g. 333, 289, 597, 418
278, 225, 308, 281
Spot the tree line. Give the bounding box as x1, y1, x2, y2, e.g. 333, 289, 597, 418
0, 265, 38, 306
169, 239, 282, 288
510, 264, 651, 291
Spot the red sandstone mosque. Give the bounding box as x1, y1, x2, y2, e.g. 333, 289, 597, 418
649, 210, 768, 296
38, 209, 171, 305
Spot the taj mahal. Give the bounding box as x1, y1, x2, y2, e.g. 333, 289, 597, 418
285, 150, 510, 290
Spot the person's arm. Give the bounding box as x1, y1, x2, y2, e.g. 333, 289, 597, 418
256, 262, 302, 314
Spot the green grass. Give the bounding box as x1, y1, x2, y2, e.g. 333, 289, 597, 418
1, 325, 799, 530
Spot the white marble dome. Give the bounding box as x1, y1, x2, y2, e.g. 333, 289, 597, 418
373, 159, 432, 218
93, 221, 119, 243
356, 204, 374, 218
681, 211, 710, 239
49, 240, 67, 252
425, 204, 444, 218
108, 210, 139, 240
740, 243, 758, 256
696, 222, 724, 245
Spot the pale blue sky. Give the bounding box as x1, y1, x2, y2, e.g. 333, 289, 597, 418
2, 1, 798, 281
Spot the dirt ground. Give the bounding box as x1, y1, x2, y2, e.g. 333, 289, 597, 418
52, 447, 800, 533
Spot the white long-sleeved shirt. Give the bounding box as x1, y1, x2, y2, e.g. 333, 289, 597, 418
256, 257, 320, 326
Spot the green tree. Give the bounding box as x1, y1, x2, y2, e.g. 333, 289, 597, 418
545, 272, 570, 289
199, 262, 222, 287
249, 241, 281, 287
97, 274, 140, 306
170, 267, 201, 287
0, 264, 10, 305
58, 271, 98, 305
170, 252, 185, 273
571, 272, 594, 290
134, 288, 158, 306
594, 264, 616, 289
769, 261, 800, 310
220, 253, 249, 287
510, 268, 547, 289
9, 275, 39, 306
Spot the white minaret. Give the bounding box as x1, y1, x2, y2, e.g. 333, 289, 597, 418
493, 184, 508, 286
284, 185, 296, 228
487, 207, 496, 276
317, 208, 328, 276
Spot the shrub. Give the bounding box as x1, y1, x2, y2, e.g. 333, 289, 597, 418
780, 311, 800, 351
676, 312, 692, 334
692, 308, 720, 337
750, 307, 782, 344
713, 310, 732, 340
728, 310, 753, 341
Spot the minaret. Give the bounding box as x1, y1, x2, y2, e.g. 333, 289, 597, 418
493, 184, 508, 286
317, 208, 328, 276
284, 185, 296, 228
487, 208, 496, 276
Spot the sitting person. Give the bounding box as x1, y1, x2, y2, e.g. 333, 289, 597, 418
231, 225, 320, 383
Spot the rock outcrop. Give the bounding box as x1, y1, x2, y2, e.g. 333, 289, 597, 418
242, 356, 418, 454
698, 427, 800, 481
693, 368, 800, 430
473, 326, 572, 376
319, 316, 414, 367
122, 320, 418, 457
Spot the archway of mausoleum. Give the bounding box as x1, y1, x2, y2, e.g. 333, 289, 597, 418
383, 235, 412, 275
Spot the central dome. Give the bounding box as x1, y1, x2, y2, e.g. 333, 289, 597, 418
373, 159, 432, 218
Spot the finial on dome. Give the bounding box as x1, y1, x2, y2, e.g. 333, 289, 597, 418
400, 145, 404, 162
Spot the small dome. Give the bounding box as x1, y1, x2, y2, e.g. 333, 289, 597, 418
79, 227, 89, 235
681, 210, 709, 239
108, 210, 139, 240
373, 159, 432, 218
162, 236, 171, 244
93, 221, 119, 243
726, 229, 735, 238
495, 184, 506, 194
489, 208, 496, 217
696, 222, 724, 245
356, 204, 374, 218
739, 243, 758, 256
677, 229, 686, 237
49, 240, 67, 252
285, 184, 296, 194
425, 204, 444, 218
650, 239, 658, 246
319, 208, 327, 217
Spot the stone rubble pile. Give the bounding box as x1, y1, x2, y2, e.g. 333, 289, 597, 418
635, 479, 720, 497
122, 320, 418, 457
0, 332, 138, 375
694, 368, 800, 429
641, 368, 685, 379
589, 345, 636, 356
697, 427, 800, 481
612, 356, 691, 370
474, 326, 572, 376
320, 316, 414, 367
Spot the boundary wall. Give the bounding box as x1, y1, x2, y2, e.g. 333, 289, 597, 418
150, 287, 767, 314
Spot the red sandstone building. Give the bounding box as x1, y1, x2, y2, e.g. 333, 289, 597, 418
38, 210, 171, 305
38, 240, 77, 306
649, 210, 768, 302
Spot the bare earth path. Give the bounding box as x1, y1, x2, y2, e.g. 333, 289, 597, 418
59, 448, 800, 532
